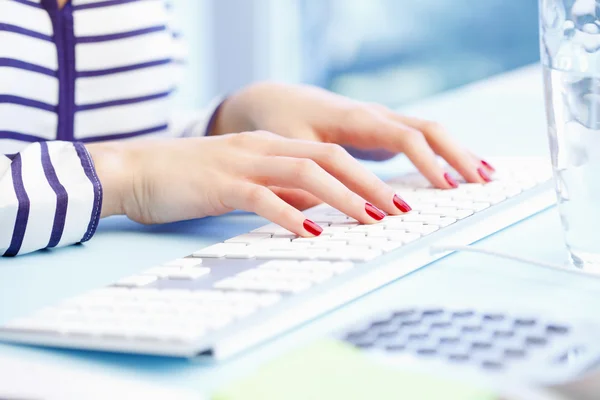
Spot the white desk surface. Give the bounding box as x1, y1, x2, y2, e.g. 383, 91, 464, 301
2, 64, 598, 396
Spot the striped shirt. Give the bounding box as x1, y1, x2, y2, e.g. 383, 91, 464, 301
1, 0, 219, 256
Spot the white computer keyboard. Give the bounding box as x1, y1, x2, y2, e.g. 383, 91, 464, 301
0, 158, 555, 359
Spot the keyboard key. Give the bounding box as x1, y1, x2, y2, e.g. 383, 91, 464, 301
258, 260, 301, 270
348, 225, 385, 233
166, 267, 210, 280
256, 293, 283, 307
272, 233, 301, 240
365, 240, 404, 253
252, 224, 294, 235
255, 249, 314, 260
329, 222, 360, 228
163, 258, 203, 268
262, 279, 313, 293
504, 348, 527, 359
319, 248, 382, 262
312, 215, 358, 224
435, 200, 490, 211
213, 278, 247, 290
224, 249, 256, 259
114, 275, 157, 288
238, 269, 279, 280
252, 238, 295, 247
193, 243, 248, 258
329, 262, 355, 274
225, 233, 272, 244
292, 237, 328, 244
385, 223, 439, 235
142, 266, 182, 279
443, 209, 475, 219
525, 336, 548, 346
546, 324, 570, 335
309, 241, 350, 250
214, 277, 312, 293
368, 231, 421, 243
481, 360, 504, 370
190, 290, 227, 302
437, 217, 457, 227
399, 214, 444, 224
348, 237, 388, 247
514, 318, 537, 327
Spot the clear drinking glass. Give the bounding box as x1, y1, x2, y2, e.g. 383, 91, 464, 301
540, 0, 600, 270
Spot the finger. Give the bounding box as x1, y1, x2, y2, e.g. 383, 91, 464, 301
467, 151, 496, 174
269, 187, 323, 210
388, 114, 490, 183
329, 106, 458, 189
222, 183, 324, 237
350, 113, 457, 189
253, 156, 387, 224
254, 136, 411, 215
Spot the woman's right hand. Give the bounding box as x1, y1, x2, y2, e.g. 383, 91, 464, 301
86, 131, 413, 237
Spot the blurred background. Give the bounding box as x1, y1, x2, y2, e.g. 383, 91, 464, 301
172, 0, 540, 111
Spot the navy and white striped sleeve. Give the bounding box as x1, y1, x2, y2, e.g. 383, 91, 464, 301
0, 141, 102, 257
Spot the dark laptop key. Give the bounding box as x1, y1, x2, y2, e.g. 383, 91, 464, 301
462, 325, 483, 333
421, 308, 445, 318
504, 348, 527, 359
481, 360, 504, 370
493, 329, 515, 339
416, 347, 438, 356
483, 313, 505, 323
408, 333, 429, 341
439, 336, 461, 345
351, 336, 377, 349
451, 310, 475, 318
370, 317, 393, 329
514, 318, 537, 328
381, 336, 408, 352
377, 324, 400, 338
400, 319, 422, 328
392, 309, 417, 319
525, 335, 548, 347
430, 321, 453, 330
546, 324, 570, 335
448, 353, 471, 363
471, 341, 493, 351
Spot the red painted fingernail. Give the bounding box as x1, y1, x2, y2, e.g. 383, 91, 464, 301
365, 203, 385, 221
478, 167, 492, 183
393, 194, 412, 213
444, 173, 459, 188
481, 160, 495, 172
303, 219, 323, 236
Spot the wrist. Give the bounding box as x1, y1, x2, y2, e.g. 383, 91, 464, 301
208, 96, 232, 136
86, 142, 131, 218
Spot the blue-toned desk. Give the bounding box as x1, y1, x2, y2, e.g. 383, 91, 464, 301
2, 65, 595, 396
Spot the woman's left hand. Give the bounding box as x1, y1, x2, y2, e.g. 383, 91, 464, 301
211, 82, 494, 190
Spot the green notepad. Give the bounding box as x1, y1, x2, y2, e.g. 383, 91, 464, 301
213, 340, 497, 400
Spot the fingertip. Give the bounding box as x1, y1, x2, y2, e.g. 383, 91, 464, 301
444, 172, 459, 189
477, 167, 492, 183
303, 219, 323, 237
480, 159, 496, 172
365, 202, 386, 221
393, 194, 412, 213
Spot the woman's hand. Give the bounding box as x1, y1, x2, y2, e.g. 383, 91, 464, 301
211, 82, 494, 188
87, 132, 412, 236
